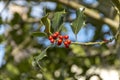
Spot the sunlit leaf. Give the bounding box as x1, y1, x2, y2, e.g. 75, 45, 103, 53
84, 58, 91, 67
32, 32, 47, 37
41, 14, 51, 34
70, 44, 86, 56
6, 63, 19, 75
95, 57, 100, 65
71, 8, 86, 35
51, 10, 65, 31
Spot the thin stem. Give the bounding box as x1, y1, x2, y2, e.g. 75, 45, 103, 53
75, 34, 77, 41
71, 41, 106, 46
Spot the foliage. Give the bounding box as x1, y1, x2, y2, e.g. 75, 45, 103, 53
71, 8, 86, 36
0, 0, 120, 80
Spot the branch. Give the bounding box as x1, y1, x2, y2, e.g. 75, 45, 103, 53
47, 0, 119, 30
71, 41, 106, 46
111, 0, 120, 39
111, 0, 120, 11
115, 14, 120, 39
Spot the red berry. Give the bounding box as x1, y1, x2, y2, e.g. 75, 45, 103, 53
50, 39, 54, 43
57, 39, 62, 45
55, 32, 60, 36
52, 33, 58, 39
65, 45, 69, 48
57, 42, 62, 45
64, 41, 68, 45
64, 40, 70, 48
59, 35, 63, 40
66, 39, 71, 44
63, 35, 69, 39
48, 35, 53, 40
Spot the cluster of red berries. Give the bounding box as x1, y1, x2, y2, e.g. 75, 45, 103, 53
48, 32, 71, 48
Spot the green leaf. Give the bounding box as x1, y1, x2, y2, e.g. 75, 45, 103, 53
6, 63, 19, 75
0, 17, 3, 24
84, 58, 91, 67
0, 35, 5, 43
71, 8, 86, 35
34, 46, 50, 70
51, 10, 65, 31
41, 14, 51, 34
32, 32, 47, 37
11, 12, 22, 26
58, 23, 67, 32
95, 57, 100, 65
35, 45, 51, 62
70, 44, 86, 56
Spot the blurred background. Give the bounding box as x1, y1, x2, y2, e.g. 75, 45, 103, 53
0, 0, 120, 80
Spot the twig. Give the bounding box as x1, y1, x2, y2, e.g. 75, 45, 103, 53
71, 41, 106, 46
111, 0, 120, 11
